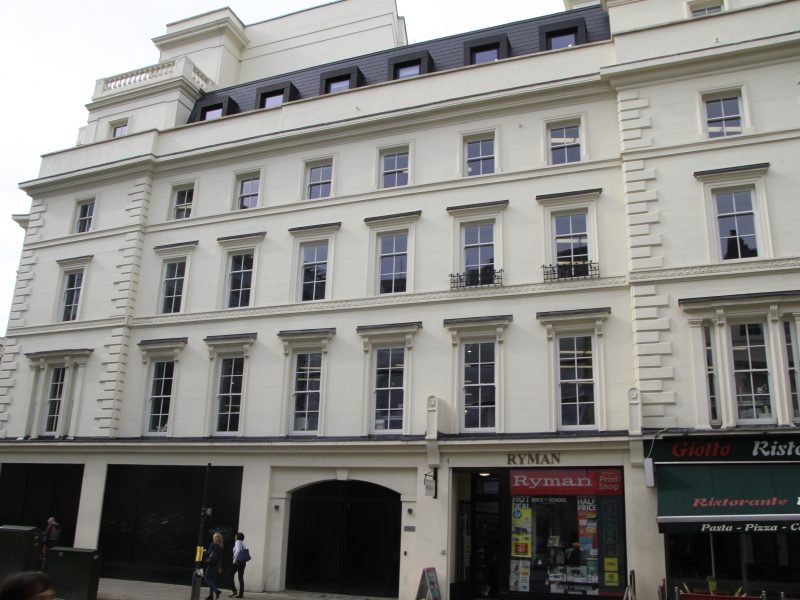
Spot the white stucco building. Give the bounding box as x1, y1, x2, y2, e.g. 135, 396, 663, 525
1, 1, 799, 599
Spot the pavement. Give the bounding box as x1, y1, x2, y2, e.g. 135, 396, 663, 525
96, 578, 395, 600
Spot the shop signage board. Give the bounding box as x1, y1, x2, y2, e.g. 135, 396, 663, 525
650, 434, 800, 463
656, 464, 800, 532
415, 567, 441, 600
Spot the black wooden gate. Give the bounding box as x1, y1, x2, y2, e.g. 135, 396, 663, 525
286, 480, 401, 597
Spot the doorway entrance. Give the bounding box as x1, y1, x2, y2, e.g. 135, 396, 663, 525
286, 479, 401, 597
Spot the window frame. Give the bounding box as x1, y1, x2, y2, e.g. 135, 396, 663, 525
153, 240, 197, 315
546, 118, 584, 165
289, 223, 340, 303
55, 255, 92, 323
364, 211, 420, 296
73, 198, 96, 234
444, 315, 512, 434
536, 308, 609, 432
203, 333, 256, 437
233, 171, 261, 210
537, 188, 601, 281
699, 87, 749, 139
278, 328, 336, 437
357, 322, 421, 436
170, 183, 196, 220
681, 293, 800, 428
109, 119, 129, 138
694, 163, 771, 263
304, 158, 335, 200
24, 349, 92, 439
379, 145, 411, 189
42, 366, 67, 436
138, 337, 187, 437
462, 131, 497, 177
447, 201, 508, 289
217, 232, 266, 310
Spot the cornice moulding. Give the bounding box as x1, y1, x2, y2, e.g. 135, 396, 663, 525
629, 257, 800, 283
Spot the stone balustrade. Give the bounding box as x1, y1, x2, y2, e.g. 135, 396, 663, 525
93, 56, 213, 99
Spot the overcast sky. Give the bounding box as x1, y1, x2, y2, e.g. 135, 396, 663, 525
0, 0, 566, 335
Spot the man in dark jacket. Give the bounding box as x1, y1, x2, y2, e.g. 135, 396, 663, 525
41, 517, 61, 567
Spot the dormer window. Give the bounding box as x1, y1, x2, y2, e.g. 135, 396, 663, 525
463, 35, 509, 66
539, 19, 588, 51
387, 51, 433, 80
256, 82, 298, 110
319, 67, 362, 95
193, 97, 238, 123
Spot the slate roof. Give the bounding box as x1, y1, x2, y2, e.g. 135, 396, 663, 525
188, 5, 610, 123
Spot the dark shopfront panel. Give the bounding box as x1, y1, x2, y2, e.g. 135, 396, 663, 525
656, 463, 800, 598
98, 465, 243, 584
0, 463, 84, 547
454, 468, 627, 600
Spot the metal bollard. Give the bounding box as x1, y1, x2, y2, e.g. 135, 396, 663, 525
674, 587, 680, 600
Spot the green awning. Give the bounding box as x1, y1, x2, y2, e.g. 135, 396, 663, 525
656, 464, 800, 533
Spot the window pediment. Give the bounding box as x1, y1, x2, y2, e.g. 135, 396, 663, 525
203, 333, 257, 358
278, 328, 336, 354
138, 337, 188, 362
356, 321, 422, 352
536, 307, 610, 339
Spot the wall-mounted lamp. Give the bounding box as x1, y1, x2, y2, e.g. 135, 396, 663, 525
478, 472, 491, 477
424, 468, 438, 499
407, 507, 413, 515
273, 504, 280, 511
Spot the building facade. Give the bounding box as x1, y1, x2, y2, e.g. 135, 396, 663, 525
1, 0, 799, 598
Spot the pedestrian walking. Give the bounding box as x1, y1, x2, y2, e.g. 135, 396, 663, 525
0, 571, 56, 600
229, 532, 250, 598
204, 532, 224, 600
40, 517, 61, 568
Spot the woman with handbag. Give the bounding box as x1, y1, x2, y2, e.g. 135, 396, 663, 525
204, 532, 224, 600
229, 531, 250, 598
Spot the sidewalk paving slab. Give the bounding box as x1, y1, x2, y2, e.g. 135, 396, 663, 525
96, 578, 395, 600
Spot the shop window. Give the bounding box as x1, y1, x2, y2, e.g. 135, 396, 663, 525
509, 467, 626, 596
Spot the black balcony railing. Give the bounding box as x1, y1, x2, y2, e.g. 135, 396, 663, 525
542, 261, 599, 282
450, 268, 503, 290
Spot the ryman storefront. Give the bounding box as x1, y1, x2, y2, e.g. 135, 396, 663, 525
650, 433, 800, 598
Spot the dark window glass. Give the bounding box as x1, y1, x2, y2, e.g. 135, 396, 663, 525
217, 357, 243, 432
466, 138, 495, 176
559, 335, 595, 427
716, 189, 757, 259
173, 187, 193, 220
293, 352, 322, 432
378, 233, 408, 294
374, 347, 404, 430
382, 151, 409, 188
705, 96, 742, 137
550, 124, 581, 164
301, 242, 328, 301
463, 341, 495, 429
148, 361, 174, 433
62, 270, 83, 321
464, 223, 494, 286
75, 201, 94, 233
307, 164, 332, 199
237, 176, 259, 209
161, 259, 186, 314
730, 322, 771, 420
227, 252, 253, 308
44, 367, 66, 434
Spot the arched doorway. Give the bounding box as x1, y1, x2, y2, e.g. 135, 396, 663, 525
286, 479, 401, 597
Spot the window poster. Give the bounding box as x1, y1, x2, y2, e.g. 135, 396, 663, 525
508, 468, 626, 597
